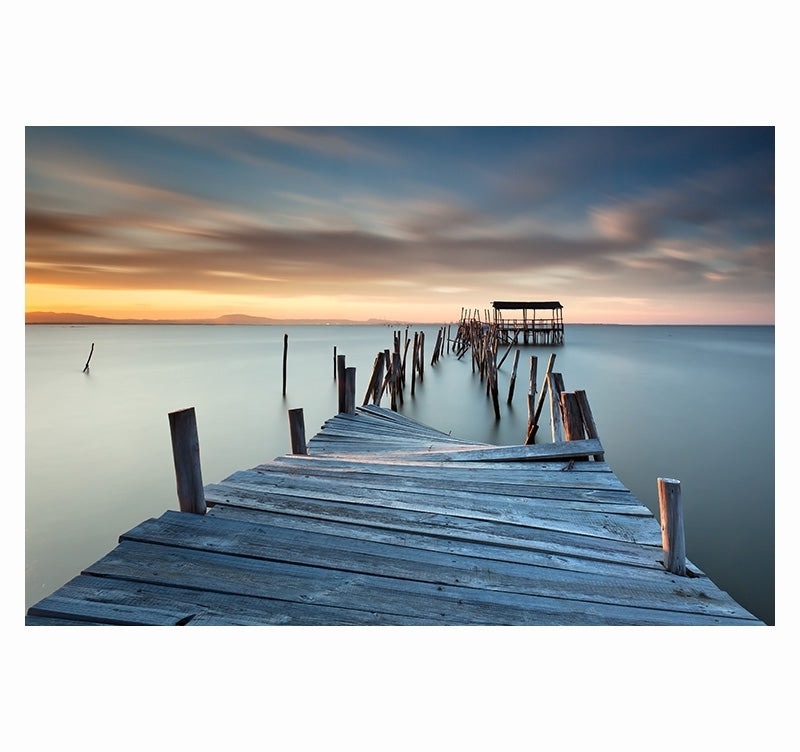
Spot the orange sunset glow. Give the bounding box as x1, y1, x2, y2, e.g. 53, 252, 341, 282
25, 126, 774, 325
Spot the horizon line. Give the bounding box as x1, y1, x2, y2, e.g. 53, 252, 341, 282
24, 311, 775, 327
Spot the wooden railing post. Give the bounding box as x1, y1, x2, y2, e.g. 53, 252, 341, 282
658, 478, 686, 576
168, 407, 206, 515
345, 367, 356, 414
337, 354, 347, 412
288, 408, 307, 455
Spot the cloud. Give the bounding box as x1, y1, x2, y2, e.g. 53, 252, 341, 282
248, 126, 395, 164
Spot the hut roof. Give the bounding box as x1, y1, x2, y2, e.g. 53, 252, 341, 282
491, 301, 563, 310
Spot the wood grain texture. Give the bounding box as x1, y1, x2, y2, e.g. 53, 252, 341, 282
27, 404, 762, 626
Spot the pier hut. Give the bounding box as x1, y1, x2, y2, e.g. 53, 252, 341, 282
491, 301, 564, 345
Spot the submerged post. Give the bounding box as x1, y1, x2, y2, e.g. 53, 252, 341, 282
658, 478, 686, 576
282, 333, 288, 397
288, 408, 307, 455
168, 407, 206, 515
82, 343, 94, 373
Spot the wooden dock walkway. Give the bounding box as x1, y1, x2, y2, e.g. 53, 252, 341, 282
26, 405, 763, 626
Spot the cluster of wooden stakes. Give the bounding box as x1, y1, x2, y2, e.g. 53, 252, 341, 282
318, 322, 603, 458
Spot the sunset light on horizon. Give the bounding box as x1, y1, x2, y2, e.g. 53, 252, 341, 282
25, 126, 775, 325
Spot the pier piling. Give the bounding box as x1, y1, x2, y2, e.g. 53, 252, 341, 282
288, 408, 307, 455
168, 407, 206, 515
345, 367, 357, 415
658, 478, 687, 576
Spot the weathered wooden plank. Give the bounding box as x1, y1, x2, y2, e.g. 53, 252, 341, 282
26, 398, 763, 627
205, 503, 675, 580
248, 465, 634, 513
26, 573, 446, 626
225, 461, 629, 493
308, 437, 606, 463
326, 410, 482, 444
272, 452, 616, 477
83, 540, 758, 626
221, 468, 653, 520
120, 511, 754, 619
203, 482, 686, 570
215, 472, 662, 544
25, 615, 107, 626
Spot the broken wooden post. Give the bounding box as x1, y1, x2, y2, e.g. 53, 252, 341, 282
82, 343, 94, 373
345, 367, 357, 415
658, 478, 687, 576
288, 408, 307, 455
168, 407, 206, 515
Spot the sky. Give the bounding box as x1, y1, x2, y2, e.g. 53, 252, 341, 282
24, 126, 775, 324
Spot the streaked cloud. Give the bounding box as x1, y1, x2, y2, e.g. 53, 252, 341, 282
24, 126, 775, 323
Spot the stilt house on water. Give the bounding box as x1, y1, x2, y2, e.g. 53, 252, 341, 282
488, 301, 565, 345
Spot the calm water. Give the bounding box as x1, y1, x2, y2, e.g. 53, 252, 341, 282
24, 324, 775, 624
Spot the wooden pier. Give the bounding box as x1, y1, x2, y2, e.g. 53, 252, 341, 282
26, 404, 762, 626
458, 301, 565, 347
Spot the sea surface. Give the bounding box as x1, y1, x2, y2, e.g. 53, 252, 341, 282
24, 324, 776, 624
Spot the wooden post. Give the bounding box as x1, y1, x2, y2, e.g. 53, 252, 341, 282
393, 352, 403, 406
333, 346, 337, 379
534, 353, 556, 418
489, 348, 500, 420
547, 372, 565, 442
411, 331, 419, 396
575, 389, 604, 461
658, 478, 686, 576
560, 392, 585, 441
345, 367, 356, 415
337, 355, 347, 412
288, 408, 307, 455
168, 407, 206, 515
401, 336, 411, 386
506, 349, 520, 405
82, 343, 94, 373
282, 333, 288, 397
373, 352, 385, 405
525, 355, 538, 444
363, 353, 383, 405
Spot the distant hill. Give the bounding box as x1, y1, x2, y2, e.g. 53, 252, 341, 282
25, 311, 403, 326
